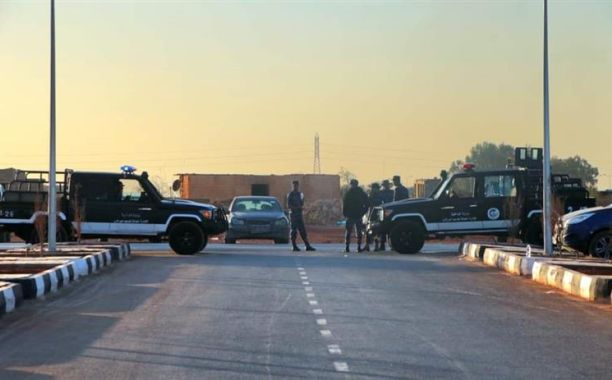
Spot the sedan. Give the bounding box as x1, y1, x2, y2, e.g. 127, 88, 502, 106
558, 204, 612, 258
225, 196, 290, 244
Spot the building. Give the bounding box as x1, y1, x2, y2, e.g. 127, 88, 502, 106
413, 178, 442, 198
176, 173, 341, 207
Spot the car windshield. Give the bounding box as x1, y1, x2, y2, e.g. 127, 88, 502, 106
232, 198, 282, 213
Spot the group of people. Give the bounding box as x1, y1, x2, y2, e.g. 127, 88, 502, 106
341, 175, 409, 253
286, 176, 410, 253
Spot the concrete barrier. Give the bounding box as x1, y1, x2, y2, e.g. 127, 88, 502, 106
532, 261, 612, 302
0, 282, 22, 316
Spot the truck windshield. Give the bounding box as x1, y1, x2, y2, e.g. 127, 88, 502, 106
432, 177, 452, 200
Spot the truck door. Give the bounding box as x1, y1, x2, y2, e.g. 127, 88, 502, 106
479, 174, 520, 232
75, 175, 117, 235
435, 175, 483, 232
109, 178, 157, 235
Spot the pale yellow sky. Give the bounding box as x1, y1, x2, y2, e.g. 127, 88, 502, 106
1, 1, 610, 189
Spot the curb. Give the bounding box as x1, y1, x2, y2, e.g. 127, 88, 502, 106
1, 261, 79, 299
0, 282, 23, 316
532, 261, 612, 302
482, 248, 553, 276
460, 242, 499, 261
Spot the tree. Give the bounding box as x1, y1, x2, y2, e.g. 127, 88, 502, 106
449, 142, 514, 173
338, 167, 356, 197
551, 156, 599, 189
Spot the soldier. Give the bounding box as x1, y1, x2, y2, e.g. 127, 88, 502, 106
393, 175, 409, 201
286, 180, 316, 252
342, 179, 369, 253
376, 179, 395, 251
364, 183, 382, 252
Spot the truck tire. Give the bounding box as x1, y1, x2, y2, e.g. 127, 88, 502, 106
588, 231, 611, 259
390, 221, 425, 254
169, 221, 205, 255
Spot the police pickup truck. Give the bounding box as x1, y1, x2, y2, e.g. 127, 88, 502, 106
367, 147, 596, 254
0, 167, 227, 255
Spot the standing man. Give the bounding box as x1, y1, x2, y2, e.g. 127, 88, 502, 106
376, 179, 395, 251
364, 182, 382, 252
342, 179, 370, 253
286, 180, 316, 252
393, 175, 409, 202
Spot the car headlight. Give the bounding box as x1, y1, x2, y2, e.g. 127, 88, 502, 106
200, 210, 213, 220
231, 218, 245, 225
275, 218, 288, 226
567, 213, 594, 225
384, 209, 393, 219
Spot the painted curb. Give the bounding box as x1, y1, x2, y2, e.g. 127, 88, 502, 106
460, 242, 498, 261
0, 261, 79, 299
532, 261, 612, 302
0, 282, 23, 316
482, 248, 555, 276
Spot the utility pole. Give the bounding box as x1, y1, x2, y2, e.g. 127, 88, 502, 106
48, 0, 57, 252
313, 133, 321, 174
542, 0, 553, 256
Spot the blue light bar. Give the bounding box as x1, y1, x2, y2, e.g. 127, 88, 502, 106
120, 165, 137, 174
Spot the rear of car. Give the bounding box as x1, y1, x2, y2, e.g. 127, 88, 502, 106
225, 196, 289, 244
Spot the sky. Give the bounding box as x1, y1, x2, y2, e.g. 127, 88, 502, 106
1, 0, 611, 190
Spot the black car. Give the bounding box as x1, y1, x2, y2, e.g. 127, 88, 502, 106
225, 196, 289, 244
557, 205, 612, 258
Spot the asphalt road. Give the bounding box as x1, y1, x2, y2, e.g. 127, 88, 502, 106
1, 243, 611, 379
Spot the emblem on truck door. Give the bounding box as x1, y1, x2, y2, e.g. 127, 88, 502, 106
487, 208, 500, 220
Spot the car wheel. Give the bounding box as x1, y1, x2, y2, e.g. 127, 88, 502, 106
588, 231, 612, 259
274, 239, 289, 245
389, 221, 425, 254
225, 238, 236, 244
169, 221, 204, 255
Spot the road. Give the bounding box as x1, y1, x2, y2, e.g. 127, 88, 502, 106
1, 243, 611, 379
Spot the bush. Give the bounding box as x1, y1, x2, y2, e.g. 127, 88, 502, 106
304, 199, 342, 225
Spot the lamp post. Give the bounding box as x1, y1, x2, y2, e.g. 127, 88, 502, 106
48, 0, 57, 252
542, 0, 553, 256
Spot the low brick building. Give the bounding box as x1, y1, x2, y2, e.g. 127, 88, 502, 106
176, 173, 341, 208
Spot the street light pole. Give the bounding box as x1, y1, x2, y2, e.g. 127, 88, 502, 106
542, 0, 553, 255
48, 0, 57, 252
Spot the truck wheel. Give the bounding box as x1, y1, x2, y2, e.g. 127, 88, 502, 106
389, 221, 425, 254
588, 231, 611, 259
169, 222, 205, 255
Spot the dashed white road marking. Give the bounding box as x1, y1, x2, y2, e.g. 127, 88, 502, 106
316, 318, 327, 326
300, 276, 308, 280
304, 286, 313, 292
306, 293, 315, 298
313, 308, 323, 315
328, 344, 342, 355
299, 271, 307, 276
297, 267, 304, 271
320, 330, 332, 337
302, 281, 310, 285
334, 362, 349, 372
308, 300, 318, 306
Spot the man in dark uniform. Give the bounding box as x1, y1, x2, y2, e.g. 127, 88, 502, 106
286, 180, 316, 252
393, 175, 409, 201
342, 179, 370, 253
376, 179, 395, 251
364, 182, 382, 252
